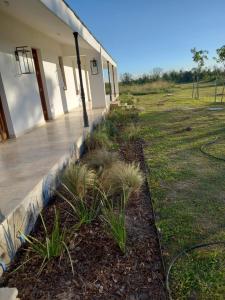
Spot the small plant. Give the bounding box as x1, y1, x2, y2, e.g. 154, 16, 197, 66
122, 123, 141, 141
215, 45, 225, 102
84, 149, 119, 175
20, 208, 73, 275
62, 163, 96, 199
85, 130, 112, 151
58, 183, 99, 225
101, 161, 144, 199
102, 119, 118, 138
100, 189, 127, 253
191, 48, 208, 99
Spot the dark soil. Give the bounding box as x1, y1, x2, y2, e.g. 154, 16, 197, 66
2, 140, 166, 300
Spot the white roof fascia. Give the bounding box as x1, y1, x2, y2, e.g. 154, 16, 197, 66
39, 0, 116, 66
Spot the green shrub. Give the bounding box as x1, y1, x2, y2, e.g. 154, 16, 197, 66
62, 163, 96, 199
20, 208, 73, 275
101, 161, 144, 199
100, 189, 127, 253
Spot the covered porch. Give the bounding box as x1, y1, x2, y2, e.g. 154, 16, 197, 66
0, 106, 106, 267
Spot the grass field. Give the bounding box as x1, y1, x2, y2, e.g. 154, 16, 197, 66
120, 82, 225, 299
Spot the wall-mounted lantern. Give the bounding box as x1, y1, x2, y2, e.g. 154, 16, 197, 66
15, 46, 34, 75
90, 58, 98, 75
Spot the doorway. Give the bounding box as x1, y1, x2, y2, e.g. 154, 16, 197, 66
0, 96, 8, 142
32, 48, 49, 121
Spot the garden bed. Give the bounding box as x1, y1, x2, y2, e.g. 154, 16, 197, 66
1, 110, 166, 300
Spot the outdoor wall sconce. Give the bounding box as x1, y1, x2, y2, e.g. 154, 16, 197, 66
15, 46, 34, 75
90, 58, 98, 75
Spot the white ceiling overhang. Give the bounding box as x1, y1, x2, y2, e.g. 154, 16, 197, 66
0, 0, 116, 66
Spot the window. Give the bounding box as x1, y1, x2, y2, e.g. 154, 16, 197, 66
58, 57, 67, 90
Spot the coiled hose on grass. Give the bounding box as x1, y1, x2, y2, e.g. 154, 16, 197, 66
166, 241, 225, 300
166, 137, 225, 300
200, 137, 225, 162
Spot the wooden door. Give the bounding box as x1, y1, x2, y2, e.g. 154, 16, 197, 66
32, 49, 49, 121
0, 96, 8, 142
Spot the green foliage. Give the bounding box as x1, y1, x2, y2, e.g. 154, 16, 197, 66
20, 208, 73, 275
216, 45, 225, 65
59, 183, 99, 225
102, 119, 118, 138
84, 148, 119, 175
191, 48, 208, 70
101, 161, 144, 198
85, 130, 112, 151
121, 123, 141, 141
62, 163, 96, 199
100, 189, 127, 253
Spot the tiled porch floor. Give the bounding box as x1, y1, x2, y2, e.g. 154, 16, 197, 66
0, 107, 105, 222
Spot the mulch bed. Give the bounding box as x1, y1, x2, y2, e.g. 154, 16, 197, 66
2, 140, 167, 300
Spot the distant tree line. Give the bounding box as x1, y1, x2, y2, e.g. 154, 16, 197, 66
120, 68, 225, 85
121, 45, 225, 87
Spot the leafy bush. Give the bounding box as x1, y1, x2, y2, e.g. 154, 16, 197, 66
101, 161, 144, 199
62, 163, 96, 199
58, 184, 99, 226
100, 189, 127, 253
20, 208, 73, 275
84, 149, 119, 175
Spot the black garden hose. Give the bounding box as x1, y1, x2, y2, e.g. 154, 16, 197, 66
166, 137, 225, 299
200, 137, 225, 162
166, 241, 225, 300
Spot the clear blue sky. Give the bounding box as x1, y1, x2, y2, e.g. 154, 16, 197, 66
66, 0, 225, 76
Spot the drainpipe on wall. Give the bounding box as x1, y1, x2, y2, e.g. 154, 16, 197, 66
73, 32, 89, 127
107, 61, 112, 101
112, 65, 116, 98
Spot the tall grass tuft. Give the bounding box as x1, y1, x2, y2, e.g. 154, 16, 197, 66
62, 163, 96, 199
100, 189, 127, 254
121, 123, 141, 141
19, 208, 73, 275
85, 130, 112, 151
101, 161, 144, 199
58, 183, 99, 226
84, 149, 119, 175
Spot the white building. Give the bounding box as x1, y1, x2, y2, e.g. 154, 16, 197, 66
0, 0, 119, 269
0, 0, 119, 141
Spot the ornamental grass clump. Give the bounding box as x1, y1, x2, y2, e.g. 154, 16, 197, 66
101, 161, 144, 199
58, 183, 99, 226
122, 123, 141, 141
84, 149, 119, 175
62, 163, 96, 199
100, 189, 128, 254
19, 208, 73, 275
85, 130, 112, 151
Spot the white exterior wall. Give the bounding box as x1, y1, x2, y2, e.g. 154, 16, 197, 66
0, 11, 79, 137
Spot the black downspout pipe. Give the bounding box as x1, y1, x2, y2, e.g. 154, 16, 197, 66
107, 61, 112, 101
73, 32, 89, 127
112, 65, 116, 98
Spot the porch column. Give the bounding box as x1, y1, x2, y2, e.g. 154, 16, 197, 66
112, 65, 116, 98
73, 32, 89, 127
107, 61, 112, 101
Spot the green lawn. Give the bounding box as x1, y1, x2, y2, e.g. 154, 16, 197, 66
120, 82, 225, 299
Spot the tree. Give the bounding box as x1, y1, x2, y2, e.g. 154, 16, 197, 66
215, 45, 225, 102
191, 48, 208, 99
120, 73, 133, 85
